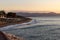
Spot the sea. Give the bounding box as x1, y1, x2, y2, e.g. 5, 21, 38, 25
1, 17, 60, 40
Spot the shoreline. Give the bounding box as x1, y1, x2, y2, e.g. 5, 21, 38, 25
0, 19, 38, 31
0, 18, 32, 28
0, 18, 32, 40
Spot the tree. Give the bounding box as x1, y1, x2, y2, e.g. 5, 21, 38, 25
7, 12, 16, 18
0, 10, 5, 15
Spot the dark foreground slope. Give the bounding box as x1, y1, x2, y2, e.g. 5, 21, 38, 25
0, 31, 24, 40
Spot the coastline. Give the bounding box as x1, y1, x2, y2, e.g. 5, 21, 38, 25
0, 18, 32, 28
0, 18, 32, 40
0, 19, 38, 31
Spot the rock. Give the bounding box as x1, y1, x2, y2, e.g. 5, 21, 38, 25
0, 31, 24, 40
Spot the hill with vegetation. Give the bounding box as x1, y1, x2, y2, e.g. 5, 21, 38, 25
0, 11, 32, 27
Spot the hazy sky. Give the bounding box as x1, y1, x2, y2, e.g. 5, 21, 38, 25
0, 0, 60, 13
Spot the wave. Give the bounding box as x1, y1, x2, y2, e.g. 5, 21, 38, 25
0, 19, 39, 30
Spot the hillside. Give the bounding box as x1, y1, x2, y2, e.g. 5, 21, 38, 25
0, 11, 32, 27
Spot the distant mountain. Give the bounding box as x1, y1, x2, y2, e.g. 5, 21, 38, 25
16, 12, 60, 17
8, 10, 60, 17
10, 10, 51, 13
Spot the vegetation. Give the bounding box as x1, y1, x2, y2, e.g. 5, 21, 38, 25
0, 10, 32, 27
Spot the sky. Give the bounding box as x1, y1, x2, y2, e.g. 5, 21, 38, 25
0, 0, 60, 13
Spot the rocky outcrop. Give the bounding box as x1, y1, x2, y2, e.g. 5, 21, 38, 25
0, 31, 24, 40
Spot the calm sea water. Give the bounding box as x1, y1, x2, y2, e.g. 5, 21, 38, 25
1, 17, 60, 40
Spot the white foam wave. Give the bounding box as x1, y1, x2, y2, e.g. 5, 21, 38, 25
0, 19, 39, 30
